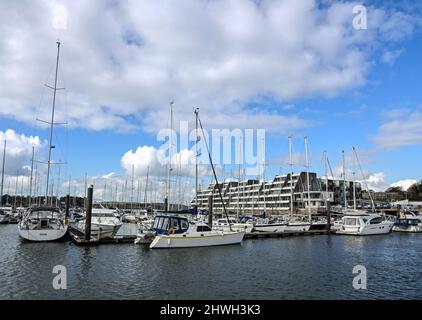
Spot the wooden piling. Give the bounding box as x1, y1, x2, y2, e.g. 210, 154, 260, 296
326, 200, 331, 232
85, 185, 93, 241
208, 195, 213, 227
65, 194, 70, 218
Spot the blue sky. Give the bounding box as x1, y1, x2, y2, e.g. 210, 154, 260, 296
1, 0, 422, 201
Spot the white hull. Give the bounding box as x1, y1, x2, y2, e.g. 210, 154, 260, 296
285, 222, 311, 232
213, 223, 253, 233
0, 215, 9, 224
392, 225, 422, 233
18, 225, 68, 241
150, 231, 245, 249
336, 222, 393, 235
253, 224, 287, 232
77, 222, 122, 239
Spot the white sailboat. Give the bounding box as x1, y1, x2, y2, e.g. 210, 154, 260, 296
149, 215, 244, 249
18, 206, 68, 241
18, 41, 69, 241
149, 109, 245, 248
285, 136, 311, 232
213, 217, 254, 233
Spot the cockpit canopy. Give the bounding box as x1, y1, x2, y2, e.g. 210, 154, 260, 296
153, 215, 190, 235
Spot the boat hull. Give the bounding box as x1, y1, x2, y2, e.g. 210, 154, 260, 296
253, 224, 286, 233
18, 225, 68, 241
77, 222, 122, 239
336, 222, 393, 235
285, 223, 311, 232
392, 225, 422, 233
150, 231, 245, 249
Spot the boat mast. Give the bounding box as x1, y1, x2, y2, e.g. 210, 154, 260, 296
237, 139, 241, 218
1, 140, 6, 206
131, 163, 134, 213
144, 165, 149, 209
353, 146, 375, 212
324, 151, 328, 194
167, 101, 174, 211
304, 137, 311, 220
342, 150, 347, 208
194, 108, 199, 214
45, 41, 61, 203
352, 152, 356, 210
288, 135, 294, 219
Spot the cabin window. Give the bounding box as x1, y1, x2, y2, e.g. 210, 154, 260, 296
369, 217, 383, 224
344, 218, 358, 225
180, 220, 189, 230
197, 225, 212, 232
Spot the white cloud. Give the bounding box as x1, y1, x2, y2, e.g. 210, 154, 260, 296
390, 179, 417, 191
0, 0, 418, 133
361, 172, 387, 192
0, 129, 46, 176
372, 110, 422, 150
120, 145, 210, 178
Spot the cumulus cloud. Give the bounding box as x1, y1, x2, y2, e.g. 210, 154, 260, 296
120, 145, 210, 177
390, 179, 417, 191
0, 129, 46, 176
0, 0, 418, 134
372, 110, 422, 150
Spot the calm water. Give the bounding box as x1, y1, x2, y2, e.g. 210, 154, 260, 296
1, 223, 421, 300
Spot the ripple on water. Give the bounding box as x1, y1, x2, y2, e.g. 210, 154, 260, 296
1, 224, 422, 299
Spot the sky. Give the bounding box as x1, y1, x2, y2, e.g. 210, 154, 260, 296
1, 0, 422, 203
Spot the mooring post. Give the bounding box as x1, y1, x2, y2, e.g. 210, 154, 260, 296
208, 195, 213, 227
65, 194, 70, 218
326, 200, 331, 233
164, 197, 168, 212
85, 185, 93, 241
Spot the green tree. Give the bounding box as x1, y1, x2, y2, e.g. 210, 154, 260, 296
407, 181, 422, 201
385, 186, 404, 193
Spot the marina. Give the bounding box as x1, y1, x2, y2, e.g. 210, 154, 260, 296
1, 222, 422, 300
1, 0, 422, 305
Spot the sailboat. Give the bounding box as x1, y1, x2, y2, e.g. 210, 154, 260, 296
149, 108, 245, 248
335, 147, 393, 235
18, 42, 69, 241
285, 136, 311, 232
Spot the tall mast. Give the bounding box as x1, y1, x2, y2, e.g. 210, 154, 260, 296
14, 171, 19, 208
194, 108, 199, 212
167, 101, 174, 211
288, 135, 294, 218
131, 164, 134, 212
28, 146, 35, 206
324, 151, 328, 194
144, 165, 149, 208
353, 146, 375, 212
304, 136, 311, 219
237, 137, 241, 217
342, 150, 347, 208
1, 140, 6, 206
45, 41, 61, 203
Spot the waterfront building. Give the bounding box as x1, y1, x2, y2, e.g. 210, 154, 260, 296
191, 171, 361, 215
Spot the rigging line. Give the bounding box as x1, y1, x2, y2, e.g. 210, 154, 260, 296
197, 114, 232, 230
